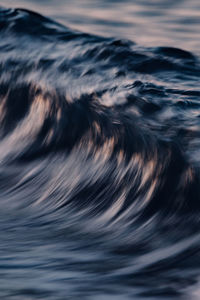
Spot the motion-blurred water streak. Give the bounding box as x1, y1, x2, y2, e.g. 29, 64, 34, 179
0, 2, 200, 299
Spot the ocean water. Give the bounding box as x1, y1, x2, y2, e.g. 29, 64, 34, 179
1, 0, 200, 54
0, 1, 200, 299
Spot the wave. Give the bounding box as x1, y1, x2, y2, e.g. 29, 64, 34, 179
1, 6, 200, 299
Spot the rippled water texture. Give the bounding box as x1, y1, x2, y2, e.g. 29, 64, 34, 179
1, 0, 200, 54
0, 2, 200, 300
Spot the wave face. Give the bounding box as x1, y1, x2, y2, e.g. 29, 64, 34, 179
1, 7, 200, 300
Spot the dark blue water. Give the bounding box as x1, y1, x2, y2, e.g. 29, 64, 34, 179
0, 2, 200, 299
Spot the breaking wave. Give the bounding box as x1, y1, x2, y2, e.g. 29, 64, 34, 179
1, 7, 200, 299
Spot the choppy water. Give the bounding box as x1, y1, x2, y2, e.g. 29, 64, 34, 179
0, 2, 200, 299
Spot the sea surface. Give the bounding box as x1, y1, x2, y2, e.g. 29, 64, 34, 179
0, 1, 200, 299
